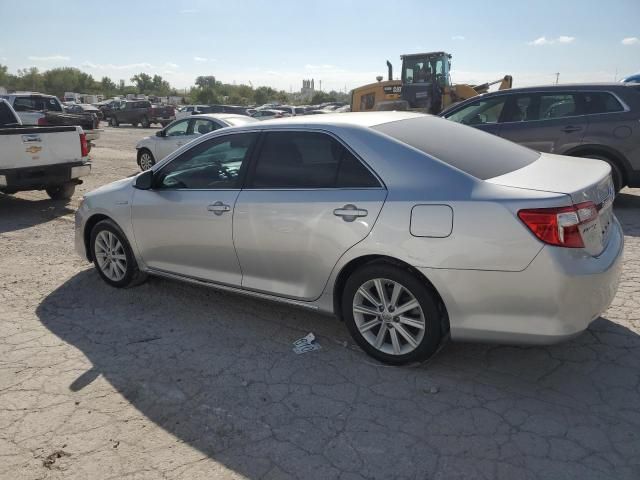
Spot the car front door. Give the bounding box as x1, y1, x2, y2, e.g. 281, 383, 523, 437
233, 130, 387, 300
443, 94, 507, 136
131, 132, 259, 285
155, 119, 192, 160
498, 92, 586, 153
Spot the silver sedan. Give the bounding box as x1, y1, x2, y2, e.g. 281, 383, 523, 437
135, 113, 258, 170
75, 112, 623, 364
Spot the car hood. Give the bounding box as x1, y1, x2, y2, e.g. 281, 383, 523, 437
85, 176, 134, 200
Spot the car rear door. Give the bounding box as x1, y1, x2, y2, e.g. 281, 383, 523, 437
498, 91, 586, 153
131, 132, 259, 285
233, 130, 387, 300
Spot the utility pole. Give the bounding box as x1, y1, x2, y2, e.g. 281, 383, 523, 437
554, 72, 560, 85
319, 80, 322, 92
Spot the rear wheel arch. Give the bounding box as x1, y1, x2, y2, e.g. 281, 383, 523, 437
563, 144, 629, 190
332, 255, 449, 334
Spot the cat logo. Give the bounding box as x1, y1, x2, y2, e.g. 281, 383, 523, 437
26, 146, 43, 154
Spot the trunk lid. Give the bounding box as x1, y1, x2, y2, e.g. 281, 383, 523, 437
487, 152, 616, 256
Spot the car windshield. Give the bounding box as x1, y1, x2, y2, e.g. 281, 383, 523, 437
372, 116, 540, 180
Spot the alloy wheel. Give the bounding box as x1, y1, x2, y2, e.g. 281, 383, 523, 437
352, 278, 426, 355
94, 230, 128, 282
139, 152, 154, 170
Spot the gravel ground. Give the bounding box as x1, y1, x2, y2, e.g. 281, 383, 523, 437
1, 125, 639, 480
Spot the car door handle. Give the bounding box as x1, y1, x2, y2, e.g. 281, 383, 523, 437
207, 202, 231, 215
333, 204, 368, 222
561, 126, 582, 133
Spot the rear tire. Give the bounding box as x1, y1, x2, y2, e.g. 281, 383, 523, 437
130, 121, 137, 128
342, 263, 442, 365
582, 153, 625, 192
110, 116, 119, 127
46, 182, 75, 201
90, 220, 147, 288
141, 116, 150, 128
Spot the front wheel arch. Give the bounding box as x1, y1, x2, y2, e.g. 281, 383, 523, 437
332, 255, 449, 334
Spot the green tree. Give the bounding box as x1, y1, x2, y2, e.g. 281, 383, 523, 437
16, 67, 44, 92
194, 87, 220, 104
100, 76, 117, 96
131, 73, 153, 93
195, 75, 216, 89
42, 67, 95, 98
151, 75, 171, 96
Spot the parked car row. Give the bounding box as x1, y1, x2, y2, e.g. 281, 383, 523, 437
108, 100, 175, 128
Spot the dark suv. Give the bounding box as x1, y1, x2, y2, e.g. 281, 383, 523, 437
440, 83, 640, 191
109, 100, 153, 128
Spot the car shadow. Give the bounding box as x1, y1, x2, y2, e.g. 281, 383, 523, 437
0, 193, 74, 234
36, 270, 640, 479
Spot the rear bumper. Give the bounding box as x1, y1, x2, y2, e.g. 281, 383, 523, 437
0, 161, 91, 193
419, 218, 624, 344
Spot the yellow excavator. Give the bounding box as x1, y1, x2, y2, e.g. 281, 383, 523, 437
351, 52, 512, 114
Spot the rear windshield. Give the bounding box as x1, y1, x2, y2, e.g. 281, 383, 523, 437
372, 116, 540, 180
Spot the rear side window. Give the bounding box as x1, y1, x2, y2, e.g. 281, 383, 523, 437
249, 131, 380, 188
373, 116, 540, 180
13, 96, 62, 112
539, 94, 578, 119
582, 92, 624, 114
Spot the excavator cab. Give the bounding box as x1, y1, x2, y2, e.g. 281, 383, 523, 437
400, 52, 451, 113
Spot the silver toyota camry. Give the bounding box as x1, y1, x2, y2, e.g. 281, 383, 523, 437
75, 112, 623, 364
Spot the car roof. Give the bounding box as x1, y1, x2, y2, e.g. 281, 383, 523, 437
190, 113, 250, 121
247, 111, 425, 128
482, 83, 628, 93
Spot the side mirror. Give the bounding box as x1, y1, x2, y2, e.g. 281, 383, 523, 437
156, 130, 165, 137
134, 169, 154, 190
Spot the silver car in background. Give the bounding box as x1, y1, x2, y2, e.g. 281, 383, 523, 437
75, 112, 623, 365
135, 113, 258, 170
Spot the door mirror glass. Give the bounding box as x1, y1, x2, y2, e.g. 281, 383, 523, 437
134, 169, 154, 190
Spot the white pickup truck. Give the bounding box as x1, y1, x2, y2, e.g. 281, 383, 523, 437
0, 99, 91, 200
1, 92, 102, 149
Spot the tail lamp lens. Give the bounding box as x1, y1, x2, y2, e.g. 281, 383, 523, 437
80, 132, 89, 157
518, 202, 598, 248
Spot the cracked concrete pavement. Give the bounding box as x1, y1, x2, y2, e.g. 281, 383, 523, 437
1, 125, 639, 480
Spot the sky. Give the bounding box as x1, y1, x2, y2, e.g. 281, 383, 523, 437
0, 0, 638, 92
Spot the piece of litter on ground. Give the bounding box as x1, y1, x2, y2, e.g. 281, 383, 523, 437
292, 332, 322, 354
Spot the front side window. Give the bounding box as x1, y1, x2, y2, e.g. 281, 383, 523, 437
249, 131, 380, 189
446, 96, 507, 125
166, 119, 190, 136
155, 133, 258, 190
191, 118, 219, 135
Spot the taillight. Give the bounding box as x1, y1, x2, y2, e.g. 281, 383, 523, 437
80, 132, 89, 157
37, 117, 47, 126
518, 201, 598, 248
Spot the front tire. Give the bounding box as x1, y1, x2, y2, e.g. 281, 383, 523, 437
342, 263, 442, 365
141, 116, 150, 128
90, 220, 146, 288
137, 149, 156, 171
110, 116, 119, 127
46, 182, 75, 201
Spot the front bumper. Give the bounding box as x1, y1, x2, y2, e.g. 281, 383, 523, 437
419, 218, 624, 344
0, 161, 91, 193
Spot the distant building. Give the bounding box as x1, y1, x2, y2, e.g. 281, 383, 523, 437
300, 78, 315, 101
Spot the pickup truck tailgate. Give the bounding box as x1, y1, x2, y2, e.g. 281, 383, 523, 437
0, 126, 85, 169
